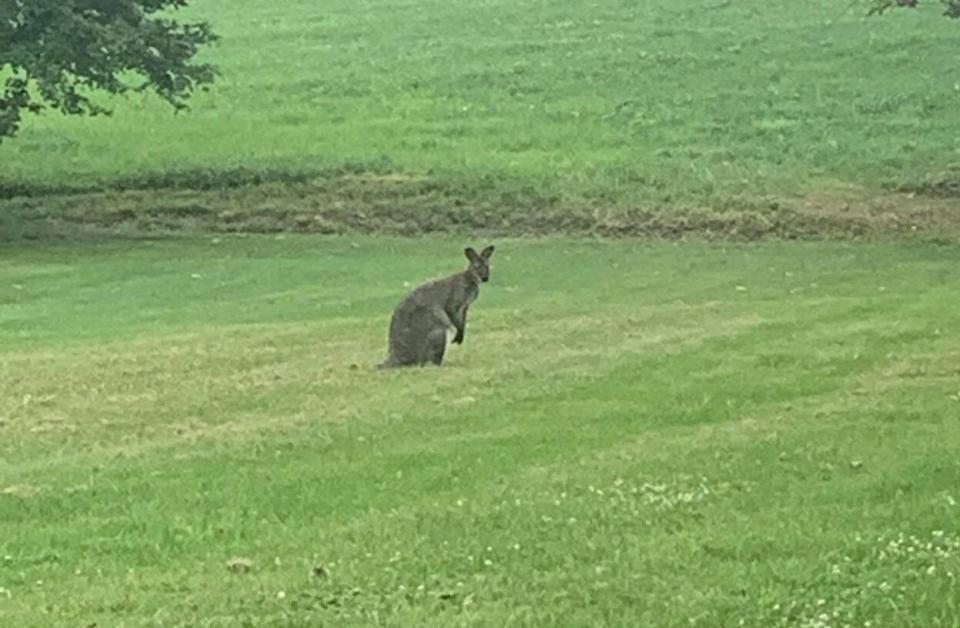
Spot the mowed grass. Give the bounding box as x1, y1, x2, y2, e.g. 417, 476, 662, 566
1, 235, 959, 626
1, 0, 959, 208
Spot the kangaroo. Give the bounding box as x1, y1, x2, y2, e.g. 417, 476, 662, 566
379, 245, 495, 368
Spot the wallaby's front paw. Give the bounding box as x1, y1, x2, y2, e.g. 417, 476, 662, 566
453, 333, 464, 344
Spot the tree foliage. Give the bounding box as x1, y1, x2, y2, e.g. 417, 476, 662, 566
869, 0, 960, 17
0, 0, 217, 140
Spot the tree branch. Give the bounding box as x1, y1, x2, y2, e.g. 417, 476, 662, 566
0, 0, 217, 140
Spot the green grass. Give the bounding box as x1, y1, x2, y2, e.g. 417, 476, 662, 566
1, 0, 960, 210
2, 236, 959, 626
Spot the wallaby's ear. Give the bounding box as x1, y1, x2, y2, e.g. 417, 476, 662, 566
465, 247, 480, 263
480, 244, 495, 259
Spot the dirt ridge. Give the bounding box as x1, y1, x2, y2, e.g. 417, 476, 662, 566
2, 180, 958, 241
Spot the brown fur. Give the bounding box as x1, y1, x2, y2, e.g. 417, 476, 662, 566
379, 245, 495, 368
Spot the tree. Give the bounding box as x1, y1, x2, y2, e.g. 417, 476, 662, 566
869, 0, 960, 17
0, 0, 217, 140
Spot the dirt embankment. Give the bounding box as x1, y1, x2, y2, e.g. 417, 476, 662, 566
2, 173, 958, 241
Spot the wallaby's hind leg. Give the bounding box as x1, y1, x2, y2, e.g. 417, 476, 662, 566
424, 328, 447, 366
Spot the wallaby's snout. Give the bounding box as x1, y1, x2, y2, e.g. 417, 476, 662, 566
379, 244, 496, 368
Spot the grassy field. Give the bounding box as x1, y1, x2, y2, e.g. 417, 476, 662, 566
2, 0, 960, 624
1, 0, 959, 217
2, 236, 959, 626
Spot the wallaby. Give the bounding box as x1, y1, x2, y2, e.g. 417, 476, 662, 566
379, 245, 495, 368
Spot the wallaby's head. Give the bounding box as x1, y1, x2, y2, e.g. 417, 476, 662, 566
465, 245, 495, 283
